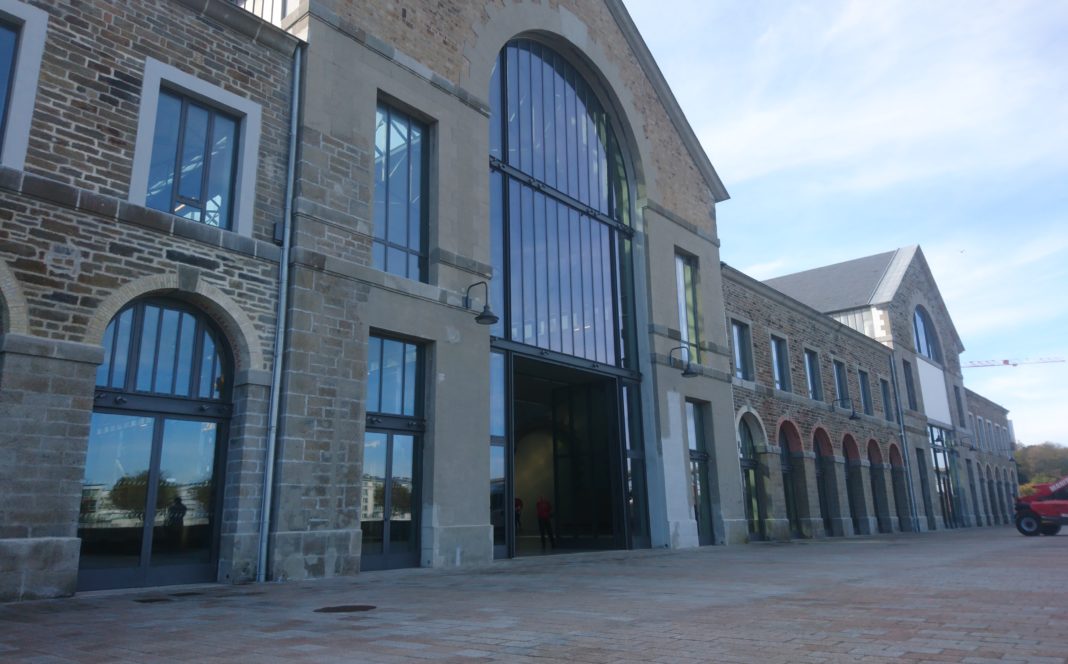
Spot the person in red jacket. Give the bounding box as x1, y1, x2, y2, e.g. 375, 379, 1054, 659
536, 496, 555, 549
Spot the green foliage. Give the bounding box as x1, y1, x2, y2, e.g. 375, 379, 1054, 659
1015, 442, 1068, 486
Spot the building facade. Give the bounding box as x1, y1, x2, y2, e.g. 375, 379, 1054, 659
0, 0, 1018, 602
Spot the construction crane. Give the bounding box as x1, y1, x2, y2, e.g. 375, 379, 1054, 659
963, 357, 1065, 368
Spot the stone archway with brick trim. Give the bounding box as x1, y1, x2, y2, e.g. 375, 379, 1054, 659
0, 258, 30, 335
83, 271, 265, 374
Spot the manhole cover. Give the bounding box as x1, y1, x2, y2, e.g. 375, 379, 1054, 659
314, 605, 376, 613
134, 597, 173, 604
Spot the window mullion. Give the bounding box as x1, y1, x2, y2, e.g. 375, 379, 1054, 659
170, 96, 190, 217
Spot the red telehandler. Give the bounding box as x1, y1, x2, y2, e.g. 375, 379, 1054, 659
1014, 474, 1068, 536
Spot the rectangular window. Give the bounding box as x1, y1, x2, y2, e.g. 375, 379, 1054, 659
881, 378, 893, 422
731, 320, 753, 381
953, 386, 965, 424
804, 349, 823, 400
0, 1, 45, 170
770, 335, 790, 392
145, 90, 240, 229
131, 59, 262, 236
366, 335, 422, 417
833, 359, 849, 404
374, 103, 428, 282
675, 252, 700, 363
858, 369, 873, 415
902, 359, 917, 410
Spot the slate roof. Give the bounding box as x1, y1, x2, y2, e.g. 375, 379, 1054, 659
763, 246, 918, 314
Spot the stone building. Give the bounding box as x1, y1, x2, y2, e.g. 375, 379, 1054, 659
0, 0, 1018, 602
765, 246, 1018, 533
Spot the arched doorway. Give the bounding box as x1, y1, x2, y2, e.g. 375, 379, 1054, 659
889, 444, 911, 531
79, 299, 232, 590
778, 422, 806, 538
867, 440, 891, 533
739, 415, 766, 541
843, 435, 866, 534
813, 428, 837, 536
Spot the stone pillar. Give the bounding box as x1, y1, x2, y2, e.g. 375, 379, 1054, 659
872, 463, 897, 532
0, 334, 102, 601
850, 460, 877, 535
761, 446, 790, 541
831, 456, 854, 537
797, 451, 822, 538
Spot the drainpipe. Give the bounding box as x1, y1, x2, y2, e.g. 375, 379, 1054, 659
888, 350, 920, 530
258, 42, 303, 583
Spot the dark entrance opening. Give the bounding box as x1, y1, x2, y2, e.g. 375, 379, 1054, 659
511, 356, 625, 556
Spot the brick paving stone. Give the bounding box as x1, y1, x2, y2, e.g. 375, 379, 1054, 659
1, 529, 1066, 663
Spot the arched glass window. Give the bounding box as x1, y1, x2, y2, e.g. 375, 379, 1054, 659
80, 299, 231, 591
913, 306, 942, 363
739, 418, 765, 539
489, 38, 634, 367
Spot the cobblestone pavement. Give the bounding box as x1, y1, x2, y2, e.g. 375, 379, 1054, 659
2, 528, 1065, 663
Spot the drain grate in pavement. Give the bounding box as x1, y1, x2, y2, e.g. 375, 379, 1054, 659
133, 597, 173, 604
314, 605, 376, 614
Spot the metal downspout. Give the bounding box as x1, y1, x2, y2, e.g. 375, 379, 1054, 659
258, 42, 303, 583
888, 350, 921, 530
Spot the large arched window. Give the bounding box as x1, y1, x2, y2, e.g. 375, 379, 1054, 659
488, 38, 634, 367
738, 417, 765, 539
913, 306, 942, 363
80, 299, 231, 591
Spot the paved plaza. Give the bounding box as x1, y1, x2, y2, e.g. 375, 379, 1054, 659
1, 528, 1065, 663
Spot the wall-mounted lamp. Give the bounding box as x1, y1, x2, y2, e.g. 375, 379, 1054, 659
668, 345, 699, 378
835, 398, 859, 420
464, 281, 498, 326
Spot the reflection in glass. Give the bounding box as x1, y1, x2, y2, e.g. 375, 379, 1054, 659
389, 435, 414, 550
361, 432, 388, 555
151, 419, 217, 565
79, 414, 155, 569
490, 445, 505, 547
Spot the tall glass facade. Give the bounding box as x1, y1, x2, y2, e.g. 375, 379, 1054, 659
489, 39, 634, 367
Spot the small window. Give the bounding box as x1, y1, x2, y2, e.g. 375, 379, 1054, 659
731, 320, 753, 381
0, 0, 46, 170
374, 103, 429, 282
675, 252, 700, 363
366, 335, 422, 417
833, 360, 849, 404
130, 59, 262, 236
858, 369, 873, 415
902, 359, 917, 411
953, 386, 965, 424
804, 349, 823, 401
881, 378, 893, 422
145, 90, 240, 229
770, 335, 790, 392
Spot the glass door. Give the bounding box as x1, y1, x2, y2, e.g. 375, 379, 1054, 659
78, 413, 221, 590
360, 430, 420, 570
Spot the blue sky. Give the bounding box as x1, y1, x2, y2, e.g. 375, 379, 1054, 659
622, 0, 1068, 445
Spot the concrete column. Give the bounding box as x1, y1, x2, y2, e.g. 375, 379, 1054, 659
0, 334, 102, 601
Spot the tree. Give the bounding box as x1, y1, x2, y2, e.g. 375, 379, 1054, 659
1015, 442, 1068, 486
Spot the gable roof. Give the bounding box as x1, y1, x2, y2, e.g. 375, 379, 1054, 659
763, 247, 919, 313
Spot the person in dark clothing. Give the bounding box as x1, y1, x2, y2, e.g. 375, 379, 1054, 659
536, 496, 555, 548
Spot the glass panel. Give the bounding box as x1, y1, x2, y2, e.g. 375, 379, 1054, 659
360, 432, 388, 555
489, 352, 505, 437
490, 444, 506, 547
151, 419, 217, 566
173, 312, 196, 397
0, 22, 17, 141
521, 185, 535, 344
197, 330, 217, 399
204, 113, 237, 229
379, 339, 404, 415
489, 169, 505, 338
530, 42, 544, 182
506, 45, 519, 168
373, 105, 388, 249
79, 413, 155, 569
367, 336, 382, 414
685, 401, 698, 452
508, 178, 522, 341
387, 114, 409, 249
136, 305, 161, 392
402, 342, 417, 416
517, 43, 531, 175
489, 58, 502, 160
389, 435, 415, 550
541, 51, 556, 190
533, 192, 547, 348
108, 308, 134, 390
408, 121, 423, 279
153, 307, 180, 394
176, 102, 209, 205
146, 92, 182, 214
546, 199, 561, 352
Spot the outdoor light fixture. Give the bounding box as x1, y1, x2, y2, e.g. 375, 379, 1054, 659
668, 345, 699, 378
464, 280, 498, 326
